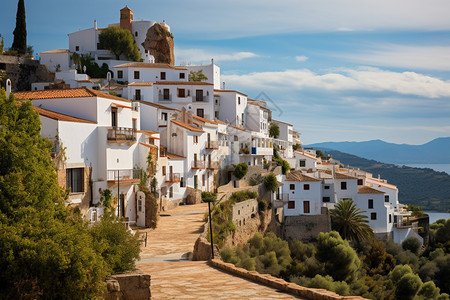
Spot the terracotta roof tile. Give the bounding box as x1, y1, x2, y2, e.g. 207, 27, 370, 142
166, 152, 186, 159
34, 106, 96, 124
215, 119, 226, 125
113, 62, 187, 70
193, 115, 218, 125
228, 124, 246, 131
248, 101, 271, 111
128, 82, 154, 86
139, 142, 158, 149
14, 87, 131, 103
273, 119, 293, 126
295, 150, 317, 160
214, 89, 248, 96
358, 186, 385, 194
40, 49, 70, 54
285, 171, 321, 182
171, 120, 204, 133
140, 101, 180, 111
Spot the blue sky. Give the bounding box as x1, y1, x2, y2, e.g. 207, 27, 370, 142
1, 0, 450, 144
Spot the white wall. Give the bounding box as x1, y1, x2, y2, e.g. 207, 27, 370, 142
33, 97, 98, 124
184, 63, 221, 89
69, 27, 98, 53
40, 52, 71, 72
283, 181, 322, 216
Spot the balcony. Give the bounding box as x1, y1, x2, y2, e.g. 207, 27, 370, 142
165, 173, 181, 183
158, 94, 172, 101
107, 169, 141, 182
133, 95, 143, 101
107, 127, 136, 145
273, 193, 289, 208
191, 160, 205, 169
251, 146, 273, 156
207, 161, 219, 170
195, 95, 210, 102
206, 140, 219, 150
160, 146, 167, 157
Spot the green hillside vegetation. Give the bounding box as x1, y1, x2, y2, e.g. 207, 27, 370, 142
321, 150, 450, 212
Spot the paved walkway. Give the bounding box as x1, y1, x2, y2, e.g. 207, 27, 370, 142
136, 203, 302, 299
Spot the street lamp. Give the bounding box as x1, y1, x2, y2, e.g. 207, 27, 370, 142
202, 192, 217, 259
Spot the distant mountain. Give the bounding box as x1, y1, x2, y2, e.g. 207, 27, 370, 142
321, 150, 450, 212
306, 137, 450, 164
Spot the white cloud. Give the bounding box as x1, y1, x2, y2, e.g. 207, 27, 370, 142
338, 45, 450, 71
175, 48, 259, 64
295, 55, 308, 62
222, 67, 450, 98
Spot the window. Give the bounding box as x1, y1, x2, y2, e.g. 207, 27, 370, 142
215, 111, 219, 118
299, 160, 306, 167
357, 179, 363, 185
238, 97, 241, 105
303, 201, 310, 213
66, 168, 83, 193
202, 174, 205, 186
75, 46, 79, 51
117, 70, 123, 79
160, 72, 166, 80
371, 213, 377, 220
162, 166, 166, 176
163, 89, 170, 100
389, 214, 392, 223
138, 199, 142, 212
288, 201, 295, 209
134, 71, 140, 79
322, 197, 330, 203
132, 118, 137, 130
169, 186, 173, 198
135, 89, 141, 100
241, 113, 244, 125
290, 184, 295, 190
304, 184, 310, 190
135, 31, 138, 37
385, 195, 389, 202
197, 108, 204, 118
324, 185, 330, 190
180, 177, 185, 187
341, 181, 347, 190
193, 136, 198, 144
196, 90, 203, 101
178, 88, 185, 97
161, 112, 167, 121
368, 199, 373, 209
179, 73, 185, 79
111, 107, 118, 127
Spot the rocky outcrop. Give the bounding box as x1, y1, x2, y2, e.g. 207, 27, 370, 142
142, 23, 175, 66
103, 271, 151, 300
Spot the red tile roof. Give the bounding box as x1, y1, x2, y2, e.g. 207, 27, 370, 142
34, 106, 96, 124
358, 186, 385, 194
285, 171, 321, 182
171, 120, 204, 133
40, 49, 70, 54
228, 124, 246, 131
113, 62, 187, 70
193, 115, 218, 125
273, 119, 293, 126
128, 82, 154, 86
140, 101, 180, 111
166, 152, 186, 159
14, 87, 131, 103
214, 89, 248, 96
155, 81, 213, 86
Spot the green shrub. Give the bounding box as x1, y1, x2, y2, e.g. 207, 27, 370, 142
201, 191, 217, 203
264, 173, 278, 192
234, 163, 249, 179
402, 237, 422, 255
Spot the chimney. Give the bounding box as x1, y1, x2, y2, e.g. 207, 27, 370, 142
6, 79, 11, 98
211, 58, 214, 64
222, 81, 225, 89
94, 19, 97, 30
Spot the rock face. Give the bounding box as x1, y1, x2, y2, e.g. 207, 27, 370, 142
103, 272, 151, 300
142, 23, 175, 66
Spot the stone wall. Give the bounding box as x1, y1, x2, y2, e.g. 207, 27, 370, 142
232, 199, 258, 227
104, 271, 151, 300
209, 259, 367, 300
185, 187, 202, 205
283, 207, 331, 241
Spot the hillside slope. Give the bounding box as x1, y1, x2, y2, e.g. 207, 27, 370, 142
307, 137, 450, 164
321, 149, 450, 212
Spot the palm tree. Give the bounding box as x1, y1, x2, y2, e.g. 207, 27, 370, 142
330, 200, 374, 246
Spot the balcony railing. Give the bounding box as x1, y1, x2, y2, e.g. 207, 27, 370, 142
207, 161, 219, 170
191, 160, 205, 169
206, 140, 219, 150
165, 173, 181, 183
160, 146, 167, 157
107, 169, 141, 181
133, 95, 143, 101
107, 127, 136, 143
158, 94, 172, 101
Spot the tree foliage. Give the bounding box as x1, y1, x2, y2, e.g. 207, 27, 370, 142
99, 26, 140, 61
234, 162, 248, 179
78, 54, 111, 78
11, 0, 27, 55
188, 70, 208, 82
201, 191, 217, 203
269, 122, 280, 138
0, 35, 4, 54
0, 90, 140, 298
402, 237, 422, 255
330, 200, 374, 246
264, 173, 278, 192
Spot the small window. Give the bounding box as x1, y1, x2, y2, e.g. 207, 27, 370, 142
238, 97, 241, 105
132, 118, 137, 130
303, 201, 310, 213
357, 179, 363, 185
324, 185, 330, 190
160, 72, 166, 80
193, 136, 198, 144
197, 108, 204, 118
135, 31, 138, 37
322, 197, 330, 203
134, 71, 140, 79
163, 89, 170, 100
75, 46, 79, 51
389, 214, 392, 223
304, 184, 310, 190
202, 174, 206, 186
290, 184, 295, 190
179, 73, 185, 79
66, 168, 83, 193
161, 112, 167, 121
169, 186, 173, 198
371, 213, 377, 220
341, 181, 347, 190
178, 88, 185, 97
117, 70, 123, 79
288, 201, 295, 209
385, 195, 389, 202
138, 199, 142, 212
162, 166, 166, 176
299, 160, 306, 167
368, 199, 373, 209
180, 177, 185, 187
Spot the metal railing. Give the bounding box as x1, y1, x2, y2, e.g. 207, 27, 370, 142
165, 173, 181, 183
191, 160, 205, 169
158, 94, 172, 101
107, 127, 136, 142
206, 140, 219, 149
107, 169, 140, 181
